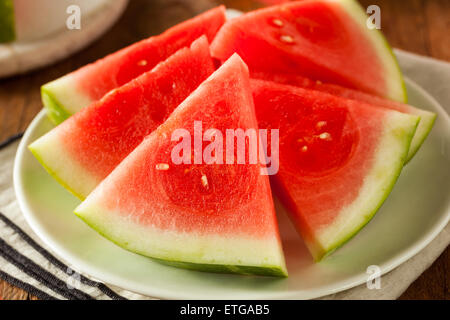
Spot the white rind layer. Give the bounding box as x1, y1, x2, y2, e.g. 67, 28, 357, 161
404, 107, 436, 161
28, 129, 98, 199
42, 74, 93, 116
309, 111, 419, 260
74, 201, 287, 273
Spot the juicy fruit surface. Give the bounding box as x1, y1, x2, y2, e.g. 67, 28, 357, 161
75, 55, 287, 276
29, 37, 215, 199
42, 6, 226, 121
252, 79, 418, 260
0, 0, 15, 43
253, 71, 436, 161
253, 79, 377, 221
211, 0, 405, 101
75, 6, 225, 102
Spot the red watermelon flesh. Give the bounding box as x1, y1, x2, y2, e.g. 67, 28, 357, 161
29, 36, 215, 199
74, 55, 287, 276
251, 79, 419, 260
211, 0, 406, 102
42, 6, 226, 123
252, 71, 436, 161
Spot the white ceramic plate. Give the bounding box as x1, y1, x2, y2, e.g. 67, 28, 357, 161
14, 78, 450, 299
0, 0, 128, 78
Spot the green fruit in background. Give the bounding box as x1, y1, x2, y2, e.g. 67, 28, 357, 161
0, 0, 15, 43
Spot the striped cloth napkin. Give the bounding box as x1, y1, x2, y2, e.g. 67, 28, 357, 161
0, 50, 448, 300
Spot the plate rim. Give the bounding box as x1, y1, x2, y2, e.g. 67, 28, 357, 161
0, 0, 129, 78
13, 77, 450, 299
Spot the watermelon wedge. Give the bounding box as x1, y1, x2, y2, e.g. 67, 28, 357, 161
251, 79, 419, 261
42, 6, 226, 124
74, 55, 288, 277
211, 0, 406, 102
252, 71, 436, 162
29, 36, 215, 199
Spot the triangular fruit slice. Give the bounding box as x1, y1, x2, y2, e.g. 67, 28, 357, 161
42, 6, 226, 124
211, 0, 406, 102
74, 55, 288, 277
29, 36, 215, 199
253, 71, 436, 162
251, 79, 419, 261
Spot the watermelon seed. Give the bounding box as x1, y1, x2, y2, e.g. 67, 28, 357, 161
319, 132, 331, 141
138, 60, 148, 66
201, 174, 209, 189
316, 80, 322, 85
271, 19, 284, 27
301, 146, 308, 152
280, 35, 294, 44
155, 163, 169, 171
316, 121, 327, 129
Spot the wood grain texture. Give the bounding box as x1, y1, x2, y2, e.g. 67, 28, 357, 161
0, 0, 448, 300
0, 280, 29, 300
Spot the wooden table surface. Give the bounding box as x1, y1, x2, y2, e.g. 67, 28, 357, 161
0, 0, 448, 300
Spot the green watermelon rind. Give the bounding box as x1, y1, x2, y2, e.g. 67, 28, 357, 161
380, 33, 408, 104
405, 110, 436, 162
329, 0, 436, 161
41, 74, 94, 125
0, 0, 15, 43
153, 259, 288, 277
41, 86, 72, 124
312, 112, 420, 261
28, 142, 87, 201
338, 0, 407, 103
74, 209, 288, 277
